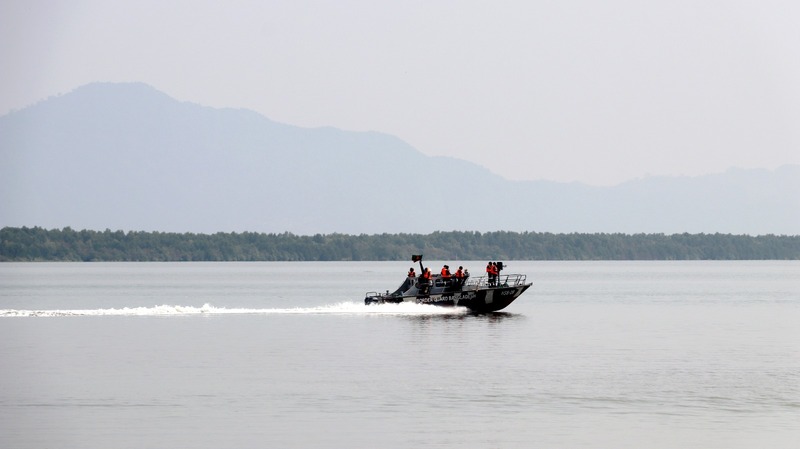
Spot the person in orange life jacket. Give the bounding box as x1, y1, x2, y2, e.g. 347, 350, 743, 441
454, 266, 465, 287
486, 261, 496, 286
420, 267, 432, 294
408, 267, 416, 278
440, 265, 452, 287
491, 262, 500, 285
441, 265, 452, 278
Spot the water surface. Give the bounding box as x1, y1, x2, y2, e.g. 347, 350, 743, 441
1, 261, 798, 448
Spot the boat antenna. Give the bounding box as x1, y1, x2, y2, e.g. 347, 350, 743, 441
411, 254, 424, 273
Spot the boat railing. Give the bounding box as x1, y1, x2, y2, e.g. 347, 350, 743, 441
367, 273, 529, 297
463, 273, 528, 290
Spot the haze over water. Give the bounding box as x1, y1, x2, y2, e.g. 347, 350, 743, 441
1, 261, 798, 448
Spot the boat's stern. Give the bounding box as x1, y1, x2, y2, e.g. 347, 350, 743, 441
364, 291, 403, 305
364, 292, 382, 305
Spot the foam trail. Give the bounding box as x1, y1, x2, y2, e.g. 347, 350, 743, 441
0, 302, 468, 317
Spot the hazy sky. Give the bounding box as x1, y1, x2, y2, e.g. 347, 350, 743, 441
2, 0, 799, 185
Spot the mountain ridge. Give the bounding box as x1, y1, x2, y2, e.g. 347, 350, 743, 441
1, 82, 797, 235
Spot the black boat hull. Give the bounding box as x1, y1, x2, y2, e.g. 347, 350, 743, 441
365, 283, 531, 313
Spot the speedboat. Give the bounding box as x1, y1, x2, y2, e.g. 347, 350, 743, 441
364, 255, 532, 312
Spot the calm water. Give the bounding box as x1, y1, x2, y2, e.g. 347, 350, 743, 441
1, 261, 798, 448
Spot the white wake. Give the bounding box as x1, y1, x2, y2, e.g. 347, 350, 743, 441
0, 301, 469, 317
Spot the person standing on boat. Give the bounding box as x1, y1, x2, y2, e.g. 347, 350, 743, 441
486, 262, 496, 287
454, 266, 466, 287
420, 267, 432, 294
408, 267, 416, 278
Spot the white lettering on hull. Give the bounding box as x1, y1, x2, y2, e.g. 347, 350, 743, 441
416, 291, 477, 304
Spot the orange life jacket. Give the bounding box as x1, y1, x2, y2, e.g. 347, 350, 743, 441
441, 267, 451, 278
455, 269, 464, 278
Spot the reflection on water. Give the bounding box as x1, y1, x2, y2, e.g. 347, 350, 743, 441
398, 311, 523, 323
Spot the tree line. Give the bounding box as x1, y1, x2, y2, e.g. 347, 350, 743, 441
2, 226, 799, 261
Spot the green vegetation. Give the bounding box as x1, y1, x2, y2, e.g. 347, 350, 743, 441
2, 227, 798, 261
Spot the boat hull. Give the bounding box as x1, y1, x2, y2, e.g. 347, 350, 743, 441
365, 283, 531, 313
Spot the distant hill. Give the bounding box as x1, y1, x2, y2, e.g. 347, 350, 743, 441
1, 82, 798, 235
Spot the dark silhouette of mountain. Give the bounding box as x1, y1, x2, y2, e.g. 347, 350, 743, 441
1, 82, 797, 235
